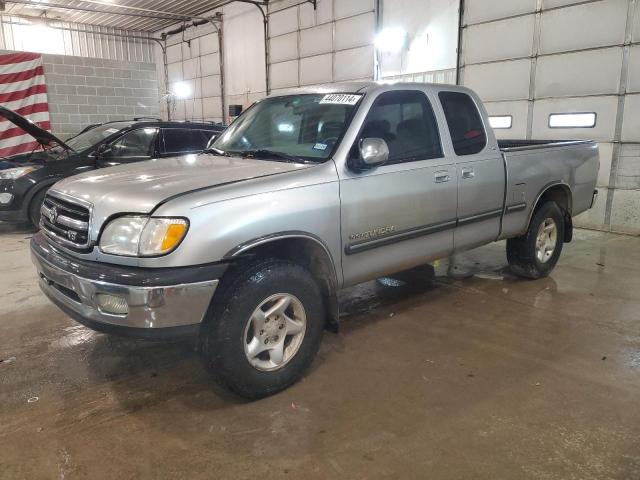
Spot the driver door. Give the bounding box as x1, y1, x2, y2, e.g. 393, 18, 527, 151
339, 89, 458, 286
98, 127, 158, 167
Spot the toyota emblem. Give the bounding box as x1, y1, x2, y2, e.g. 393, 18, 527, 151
49, 206, 58, 224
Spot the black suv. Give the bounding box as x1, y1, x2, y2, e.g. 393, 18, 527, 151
0, 106, 224, 227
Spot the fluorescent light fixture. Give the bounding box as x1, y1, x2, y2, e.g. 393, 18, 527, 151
549, 112, 596, 128
374, 27, 407, 53
489, 115, 512, 129
171, 81, 192, 99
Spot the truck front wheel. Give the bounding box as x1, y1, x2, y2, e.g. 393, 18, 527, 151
200, 258, 324, 399
507, 201, 565, 279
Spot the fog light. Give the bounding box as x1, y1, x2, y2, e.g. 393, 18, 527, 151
0, 193, 13, 205
95, 293, 129, 315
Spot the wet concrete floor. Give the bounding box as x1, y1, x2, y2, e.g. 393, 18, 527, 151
1, 224, 639, 479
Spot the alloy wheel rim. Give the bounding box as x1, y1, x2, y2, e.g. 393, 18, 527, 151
243, 293, 307, 372
536, 218, 557, 263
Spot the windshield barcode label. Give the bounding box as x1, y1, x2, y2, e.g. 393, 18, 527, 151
319, 94, 362, 105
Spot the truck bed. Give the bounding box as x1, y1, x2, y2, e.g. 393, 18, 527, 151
498, 139, 593, 151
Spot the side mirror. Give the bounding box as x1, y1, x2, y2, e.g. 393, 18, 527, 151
349, 138, 389, 171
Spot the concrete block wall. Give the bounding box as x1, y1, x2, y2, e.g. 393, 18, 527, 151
42, 54, 160, 139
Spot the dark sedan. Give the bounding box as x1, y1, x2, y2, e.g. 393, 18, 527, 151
0, 107, 224, 227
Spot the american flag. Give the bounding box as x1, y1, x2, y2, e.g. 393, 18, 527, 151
0, 52, 51, 158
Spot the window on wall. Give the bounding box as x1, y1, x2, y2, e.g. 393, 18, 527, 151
489, 115, 513, 129
360, 90, 443, 164
549, 112, 596, 128
439, 91, 487, 156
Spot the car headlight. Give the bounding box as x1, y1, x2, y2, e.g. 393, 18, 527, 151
99, 216, 188, 257
0, 166, 39, 180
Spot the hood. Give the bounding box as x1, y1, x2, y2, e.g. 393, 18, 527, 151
0, 105, 74, 152
50, 153, 312, 224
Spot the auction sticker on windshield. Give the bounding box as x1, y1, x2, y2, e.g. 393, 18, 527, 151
319, 94, 362, 105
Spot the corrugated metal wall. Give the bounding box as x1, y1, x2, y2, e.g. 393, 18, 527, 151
0, 15, 156, 62
459, 0, 640, 235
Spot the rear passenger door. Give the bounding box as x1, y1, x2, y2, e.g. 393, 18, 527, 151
340, 89, 458, 286
438, 91, 505, 251
159, 128, 214, 157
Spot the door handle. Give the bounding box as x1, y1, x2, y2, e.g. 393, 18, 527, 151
462, 168, 475, 179
434, 171, 451, 183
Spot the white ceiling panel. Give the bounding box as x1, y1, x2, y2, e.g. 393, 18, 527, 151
269, 7, 299, 37
203, 96, 222, 119
300, 23, 332, 58
464, 0, 536, 25
299, 53, 333, 85
335, 12, 375, 51
633, 6, 640, 43
628, 45, 640, 93
166, 43, 182, 64
3, 0, 219, 32
531, 95, 618, 141
539, 0, 628, 54
334, 45, 374, 81
202, 75, 221, 97
167, 62, 182, 83
270, 32, 298, 64
334, 0, 375, 20
464, 14, 534, 64
621, 94, 640, 142
535, 48, 623, 98
201, 54, 220, 77
463, 59, 532, 101
270, 59, 299, 89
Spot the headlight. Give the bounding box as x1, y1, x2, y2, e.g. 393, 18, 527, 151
99, 216, 188, 257
0, 166, 39, 180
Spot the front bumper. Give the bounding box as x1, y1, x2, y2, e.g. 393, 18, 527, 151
31, 233, 226, 338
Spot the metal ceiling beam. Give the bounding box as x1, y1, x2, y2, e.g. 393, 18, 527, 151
6, 0, 191, 23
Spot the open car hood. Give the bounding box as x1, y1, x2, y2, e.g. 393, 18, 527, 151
0, 105, 74, 152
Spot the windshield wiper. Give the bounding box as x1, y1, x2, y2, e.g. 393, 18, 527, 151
237, 149, 313, 164
204, 147, 231, 156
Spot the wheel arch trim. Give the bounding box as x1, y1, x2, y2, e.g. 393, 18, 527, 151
525, 181, 573, 233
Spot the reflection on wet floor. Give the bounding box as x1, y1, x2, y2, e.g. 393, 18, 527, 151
1, 227, 640, 479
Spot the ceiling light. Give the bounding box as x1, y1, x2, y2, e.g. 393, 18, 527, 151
171, 81, 192, 99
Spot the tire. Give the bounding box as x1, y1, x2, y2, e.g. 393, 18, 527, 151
28, 188, 48, 229
507, 201, 565, 279
200, 258, 325, 399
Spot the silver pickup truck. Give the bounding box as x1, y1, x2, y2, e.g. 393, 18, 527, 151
31, 82, 599, 398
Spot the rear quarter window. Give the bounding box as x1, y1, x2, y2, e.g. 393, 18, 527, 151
439, 91, 487, 156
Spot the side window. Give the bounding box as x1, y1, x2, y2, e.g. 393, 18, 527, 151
108, 128, 157, 158
360, 90, 442, 164
162, 129, 211, 154
438, 91, 487, 156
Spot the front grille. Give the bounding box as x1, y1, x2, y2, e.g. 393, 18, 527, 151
41, 194, 91, 250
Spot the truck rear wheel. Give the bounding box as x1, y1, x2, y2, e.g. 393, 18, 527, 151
507, 201, 565, 279
200, 258, 324, 399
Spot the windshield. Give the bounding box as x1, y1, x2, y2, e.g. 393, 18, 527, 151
62, 123, 131, 152
212, 93, 362, 162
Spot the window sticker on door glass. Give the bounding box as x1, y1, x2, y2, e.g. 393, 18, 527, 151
313, 143, 328, 151
319, 94, 362, 105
